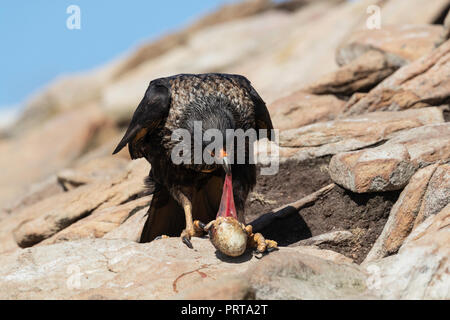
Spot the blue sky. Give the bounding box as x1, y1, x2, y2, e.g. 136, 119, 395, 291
0, 1, 237, 111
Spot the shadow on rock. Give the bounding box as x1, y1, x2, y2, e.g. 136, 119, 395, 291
253, 208, 313, 246
214, 248, 254, 263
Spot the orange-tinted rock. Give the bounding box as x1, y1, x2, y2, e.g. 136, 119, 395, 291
268, 91, 346, 130
364, 163, 439, 262
279, 107, 444, 161
343, 40, 450, 115
12, 159, 149, 248
305, 50, 397, 95
365, 204, 450, 299
329, 123, 450, 192
0, 106, 110, 208
336, 24, 444, 66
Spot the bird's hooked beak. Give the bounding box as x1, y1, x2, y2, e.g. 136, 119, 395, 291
216, 149, 231, 176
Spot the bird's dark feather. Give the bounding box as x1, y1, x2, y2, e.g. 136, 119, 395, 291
113, 73, 273, 240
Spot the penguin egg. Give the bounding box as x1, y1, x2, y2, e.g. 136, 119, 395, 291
209, 217, 247, 257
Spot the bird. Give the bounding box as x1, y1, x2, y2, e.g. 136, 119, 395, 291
112, 73, 274, 248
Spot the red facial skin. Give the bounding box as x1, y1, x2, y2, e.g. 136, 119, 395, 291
216, 173, 237, 219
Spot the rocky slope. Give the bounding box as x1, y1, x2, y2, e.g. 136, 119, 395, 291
0, 0, 449, 299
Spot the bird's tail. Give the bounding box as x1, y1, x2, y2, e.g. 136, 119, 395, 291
139, 185, 184, 242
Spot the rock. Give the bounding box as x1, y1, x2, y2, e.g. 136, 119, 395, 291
56, 156, 129, 190
329, 123, 450, 193
171, 276, 255, 300
72, 132, 131, 166
0, 106, 110, 208
364, 163, 440, 262
437, 9, 450, 45
305, 50, 398, 95
379, 0, 450, 26
292, 245, 355, 265
364, 204, 450, 299
336, 25, 444, 67
278, 107, 444, 161
387, 123, 450, 167
329, 143, 415, 193
413, 163, 450, 228
268, 91, 346, 130
175, 245, 359, 300
103, 207, 149, 242
3, 175, 65, 214
244, 250, 372, 299
0, 237, 371, 299
291, 230, 354, 247
38, 196, 151, 245
343, 39, 450, 115
11, 159, 149, 248
13, 77, 113, 137
312, 24, 445, 96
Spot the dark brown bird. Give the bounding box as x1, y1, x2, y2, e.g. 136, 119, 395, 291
113, 73, 273, 248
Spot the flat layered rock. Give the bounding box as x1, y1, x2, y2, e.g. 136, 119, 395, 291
413, 163, 450, 228
0, 106, 110, 208
343, 39, 450, 115
438, 9, 450, 45
0, 238, 369, 300
364, 204, 450, 299
3, 175, 65, 214
305, 50, 397, 95
336, 24, 444, 67
364, 164, 440, 262
38, 195, 151, 246
268, 91, 346, 130
56, 156, 129, 190
11, 159, 149, 248
243, 249, 371, 300
328, 123, 450, 193
308, 25, 445, 96
103, 206, 149, 242
275, 107, 444, 161
291, 230, 354, 247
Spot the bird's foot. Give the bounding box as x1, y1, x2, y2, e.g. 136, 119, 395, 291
180, 222, 206, 249
194, 220, 206, 232
154, 235, 170, 241
245, 225, 278, 257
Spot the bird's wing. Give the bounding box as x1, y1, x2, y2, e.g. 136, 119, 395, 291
112, 80, 171, 159
237, 77, 274, 141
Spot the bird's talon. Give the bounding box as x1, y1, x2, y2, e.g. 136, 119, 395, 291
193, 220, 206, 232
182, 236, 193, 249
254, 252, 264, 259
154, 235, 169, 241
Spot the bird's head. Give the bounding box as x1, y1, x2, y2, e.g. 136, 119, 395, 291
182, 96, 236, 175
201, 110, 235, 176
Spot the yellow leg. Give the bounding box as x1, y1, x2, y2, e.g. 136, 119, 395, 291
245, 224, 278, 253
177, 192, 204, 248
